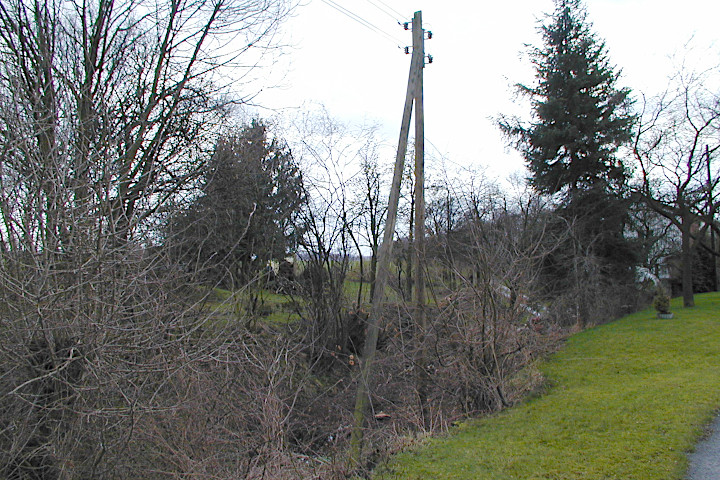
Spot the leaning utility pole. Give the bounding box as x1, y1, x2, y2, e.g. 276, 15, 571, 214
348, 10, 429, 468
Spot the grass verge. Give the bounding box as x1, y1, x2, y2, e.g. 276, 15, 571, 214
377, 292, 720, 480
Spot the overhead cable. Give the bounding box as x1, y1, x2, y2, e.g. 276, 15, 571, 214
361, 0, 404, 23
371, 0, 406, 20
318, 0, 405, 49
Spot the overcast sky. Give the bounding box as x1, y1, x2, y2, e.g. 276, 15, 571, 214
250, 0, 720, 181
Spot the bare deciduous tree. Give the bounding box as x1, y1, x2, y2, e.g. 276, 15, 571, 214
348, 129, 389, 305
287, 108, 361, 366
633, 65, 720, 306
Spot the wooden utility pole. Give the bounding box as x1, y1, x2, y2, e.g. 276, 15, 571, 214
412, 12, 425, 309
348, 10, 428, 468
411, 10, 430, 430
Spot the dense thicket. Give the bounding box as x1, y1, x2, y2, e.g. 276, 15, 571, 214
0, 0, 292, 477
0, 0, 715, 476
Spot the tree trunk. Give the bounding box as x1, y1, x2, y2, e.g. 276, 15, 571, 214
406, 196, 415, 301
681, 219, 695, 307
369, 246, 377, 301
713, 228, 720, 292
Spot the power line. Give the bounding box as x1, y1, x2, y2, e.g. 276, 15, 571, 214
319, 0, 404, 47
318, 0, 406, 49
361, 0, 404, 23
371, 0, 406, 21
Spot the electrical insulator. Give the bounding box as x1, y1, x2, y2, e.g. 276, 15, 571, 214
403, 22, 409, 30
427, 31, 432, 40
404, 46, 410, 54
427, 55, 433, 64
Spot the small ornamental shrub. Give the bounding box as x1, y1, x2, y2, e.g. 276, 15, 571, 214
653, 293, 671, 314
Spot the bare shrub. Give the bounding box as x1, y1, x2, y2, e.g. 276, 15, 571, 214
430, 287, 560, 416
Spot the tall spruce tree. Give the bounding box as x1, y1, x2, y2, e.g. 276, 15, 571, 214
501, 0, 639, 324
502, 0, 634, 195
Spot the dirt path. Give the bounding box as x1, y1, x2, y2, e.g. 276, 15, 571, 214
686, 415, 720, 479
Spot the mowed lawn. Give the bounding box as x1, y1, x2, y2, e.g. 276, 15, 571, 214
378, 292, 720, 480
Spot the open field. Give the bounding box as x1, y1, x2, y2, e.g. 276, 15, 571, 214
376, 292, 720, 480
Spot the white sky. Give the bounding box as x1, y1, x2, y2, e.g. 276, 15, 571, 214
250, 0, 720, 181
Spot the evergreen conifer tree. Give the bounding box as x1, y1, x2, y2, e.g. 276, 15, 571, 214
500, 0, 639, 324
166, 120, 304, 287
502, 0, 634, 195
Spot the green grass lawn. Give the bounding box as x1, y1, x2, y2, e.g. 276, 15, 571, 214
378, 292, 720, 480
